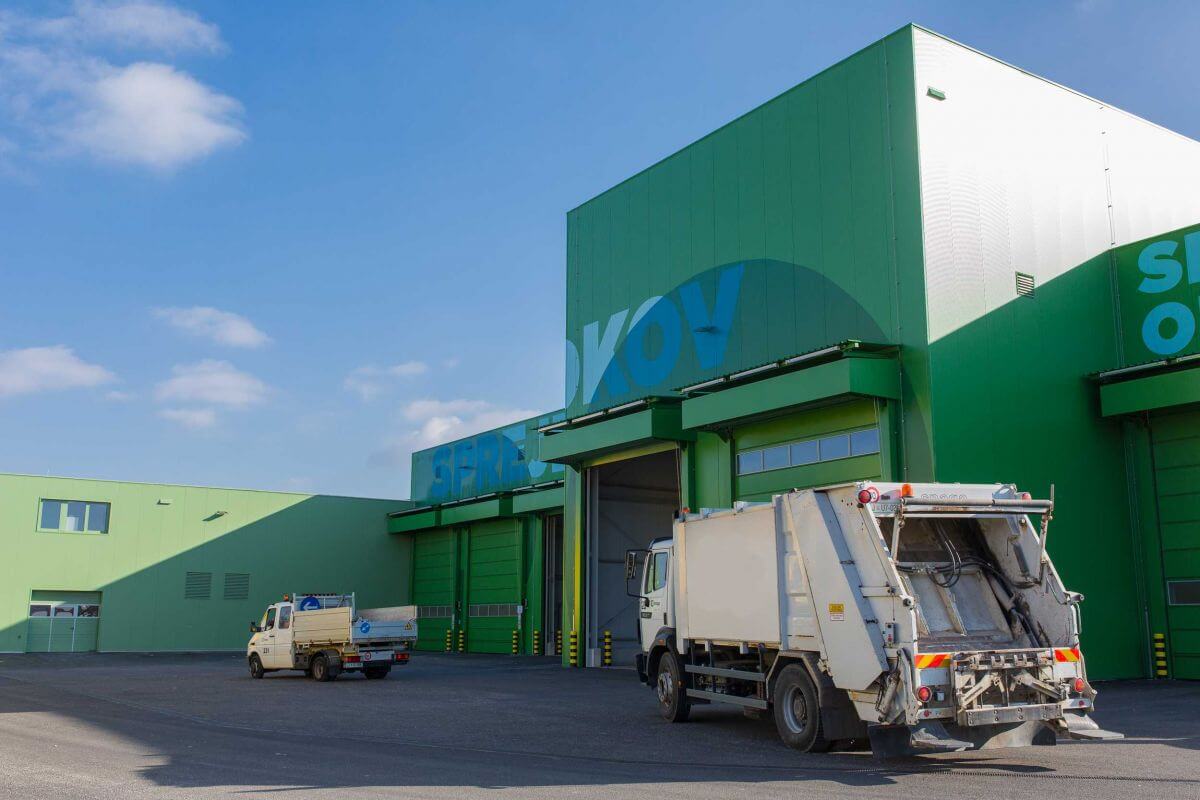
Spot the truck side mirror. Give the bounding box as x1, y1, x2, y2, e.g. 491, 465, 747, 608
249, 622, 262, 633
624, 551, 638, 580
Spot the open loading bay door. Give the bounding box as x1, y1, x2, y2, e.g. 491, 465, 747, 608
585, 449, 680, 668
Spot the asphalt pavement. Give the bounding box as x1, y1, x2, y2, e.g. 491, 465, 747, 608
0, 651, 1196, 799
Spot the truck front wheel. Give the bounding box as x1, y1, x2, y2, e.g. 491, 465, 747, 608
248, 654, 265, 679
772, 664, 830, 752
655, 651, 690, 723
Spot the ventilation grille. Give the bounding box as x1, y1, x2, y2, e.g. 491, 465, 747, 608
1015, 271, 1036, 297
184, 571, 212, 600
468, 603, 519, 618
223, 572, 250, 600
418, 605, 452, 619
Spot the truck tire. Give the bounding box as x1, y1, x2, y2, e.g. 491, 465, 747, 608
655, 650, 690, 723
311, 653, 339, 682
248, 654, 265, 679
364, 665, 391, 680
772, 664, 830, 753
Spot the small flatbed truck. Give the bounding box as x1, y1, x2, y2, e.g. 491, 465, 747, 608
632, 482, 1122, 756
247, 592, 417, 681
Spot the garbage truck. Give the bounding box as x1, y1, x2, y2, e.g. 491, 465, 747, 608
247, 593, 417, 681
631, 482, 1122, 756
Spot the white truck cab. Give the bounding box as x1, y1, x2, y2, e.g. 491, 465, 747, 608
632, 482, 1122, 757
247, 593, 417, 681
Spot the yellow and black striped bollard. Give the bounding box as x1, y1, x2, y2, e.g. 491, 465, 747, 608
555, 629, 562, 655
511, 629, 519, 655
457, 628, 465, 653
568, 630, 578, 666
444, 628, 453, 652
1154, 633, 1169, 677
602, 630, 613, 666
533, 629, 541, 656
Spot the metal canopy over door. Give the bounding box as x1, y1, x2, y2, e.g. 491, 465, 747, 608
466, 518, 523, 654
1150, 405, 1200, 679
410, 528, 456, 651
26, 591, 101, 652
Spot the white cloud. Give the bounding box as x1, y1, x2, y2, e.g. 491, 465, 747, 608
32, 1, 224, 54
154, 306, 270, 348
0, 2, 243, 171
0, 345, 115, 397
344, 361, 429, 401
369, 398, 538, 467
158, 406, 215, 429
68, 61, 244, 169
105, 389, 134, 401
154, 359, 267, 407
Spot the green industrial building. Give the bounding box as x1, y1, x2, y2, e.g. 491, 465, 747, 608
390, 25, 1200, 682
6, 26, 1199, 681
0, 474, 411, 653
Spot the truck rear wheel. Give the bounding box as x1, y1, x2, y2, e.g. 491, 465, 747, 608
311, 653, 340, 682
248, 654, 265, 679
772, 664, 830, 752
655, 651, 690, 723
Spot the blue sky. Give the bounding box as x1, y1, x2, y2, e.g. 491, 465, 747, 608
1, 0, 1197, 499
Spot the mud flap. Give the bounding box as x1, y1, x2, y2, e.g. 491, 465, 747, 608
868, 723, 970, 758
1063, 711, 1124, 741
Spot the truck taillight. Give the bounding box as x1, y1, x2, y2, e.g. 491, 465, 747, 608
1019, 491, 1032, 500
1073, 677, 1085, 693
916, 686, 932, 703
858, 486, 880, 504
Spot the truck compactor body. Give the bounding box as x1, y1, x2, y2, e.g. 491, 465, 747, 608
633, 482, 1121, 756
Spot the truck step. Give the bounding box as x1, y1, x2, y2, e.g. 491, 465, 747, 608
1064, 712, 1124, 741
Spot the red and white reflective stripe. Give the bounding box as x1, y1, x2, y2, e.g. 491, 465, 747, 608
915, 653, 949, 669
1054, 646, 1082, 663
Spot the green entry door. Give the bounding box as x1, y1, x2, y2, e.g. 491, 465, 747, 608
1151, 406, 1200, 680
26, 591, 102, 653
410, 528, 456, 651
466, 518, 522, 654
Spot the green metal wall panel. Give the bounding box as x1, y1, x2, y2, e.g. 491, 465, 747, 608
1113, 222, 1200, 365
0, 474, 410, 653
1101, 366, 1200, 417
410, 412, 566, 505
563, 26, 931, 457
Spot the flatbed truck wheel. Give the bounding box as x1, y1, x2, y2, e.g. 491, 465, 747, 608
248, 654, 265, 679
655, 651, 690, 723
364, 665, 390, 680
772, 664, 830, 753
311, 653, 340, 682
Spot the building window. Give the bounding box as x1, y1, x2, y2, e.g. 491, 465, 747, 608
28, 604, 52, 617
736, 426, 882, 476
39, 499, 110, 533
1167, 580, 1200, 606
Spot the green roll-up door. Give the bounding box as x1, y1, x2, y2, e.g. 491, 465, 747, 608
25, 591, 101, 653
410, 529, 456, 652
1151, 406, 1200, 680
732, 399, 883, 501
467, 518, 522, 653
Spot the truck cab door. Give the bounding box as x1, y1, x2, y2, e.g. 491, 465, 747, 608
639, 549, 670, 653
258, 605, 278, 663
265, 603, 294, 669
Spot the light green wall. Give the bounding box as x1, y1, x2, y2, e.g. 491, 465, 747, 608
0, 474, 412, 653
